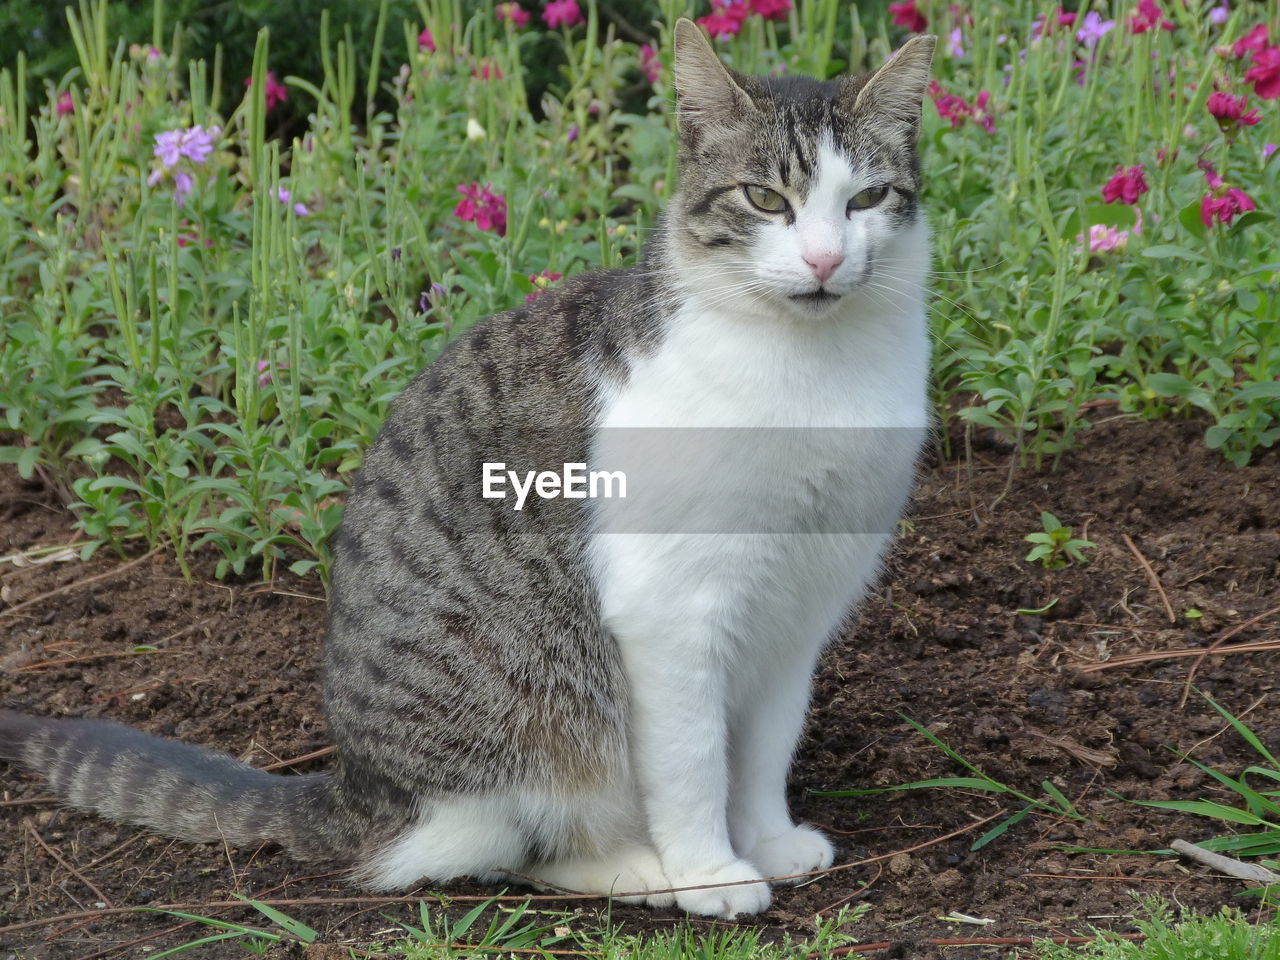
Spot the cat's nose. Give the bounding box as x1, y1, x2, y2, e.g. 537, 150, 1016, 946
803, 252, 844, 284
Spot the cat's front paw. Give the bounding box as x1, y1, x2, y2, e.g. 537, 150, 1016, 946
668, 859, 771, 918
745, 824, 834, 883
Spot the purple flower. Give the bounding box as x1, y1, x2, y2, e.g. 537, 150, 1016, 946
173, 170, 193, 207
154, 129, 183, 168
1264, 142, 1278, 161
1208, 3, 1230, 26
567, 126, 579, 143
154, 125, 218, 169
272, 186, 310, 216
1076, 11, 1115, 49
948, 27, 965, 57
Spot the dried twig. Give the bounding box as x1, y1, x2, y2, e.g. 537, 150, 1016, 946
0, 547, 162, 621
14, 649, 191, 674
1080, 639, 1280, 673
24, 819, 114, 908
1180, 603, 1280, 707
1121, 533, 1175, 624
0, 795, 58, 808
258, 745, 337, 772
1170, 838, 1280, 885
0, 811, 1004, 939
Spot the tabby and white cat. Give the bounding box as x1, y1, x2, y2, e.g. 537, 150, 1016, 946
0, 21, 934, 919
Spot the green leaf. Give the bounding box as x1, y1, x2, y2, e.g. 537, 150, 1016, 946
971, 805, 1035, 851
235, 897, 319, 943
1142, 242, 1207, 261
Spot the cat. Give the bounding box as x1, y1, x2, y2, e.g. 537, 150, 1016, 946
0, 20, 935, 920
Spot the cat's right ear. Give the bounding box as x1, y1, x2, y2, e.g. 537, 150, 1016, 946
672, 18, 756, 143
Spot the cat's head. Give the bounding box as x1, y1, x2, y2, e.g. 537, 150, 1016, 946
666, 20, 935, 319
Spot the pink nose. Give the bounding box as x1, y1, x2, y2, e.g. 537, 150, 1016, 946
803, 253, 844, 284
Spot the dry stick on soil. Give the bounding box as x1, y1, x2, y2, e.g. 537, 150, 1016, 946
1170, 838, 1280, 885
1079, 639, 1280, 673
1179, 603, 1280, 708
14, 648, 192, 674
1121, 533, 1176, 625
258, 744, 337, 772
0, 810, 1005, 939
0, 546, 162, 622
23, 819, 114, 908
0, 795, 58, 807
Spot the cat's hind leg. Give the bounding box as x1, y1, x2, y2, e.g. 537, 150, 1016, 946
522, 844, 676, 907
355, 795, 529, 890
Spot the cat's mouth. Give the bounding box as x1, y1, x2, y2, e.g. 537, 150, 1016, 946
788, 289, 842, 307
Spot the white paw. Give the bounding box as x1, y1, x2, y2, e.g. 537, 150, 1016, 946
669, 859, 771, 918
525, 845, 675, 909
745, 824, 834, 883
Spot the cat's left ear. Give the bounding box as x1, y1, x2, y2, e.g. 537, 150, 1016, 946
672, 18, 757, 143
841, 35, 937, 140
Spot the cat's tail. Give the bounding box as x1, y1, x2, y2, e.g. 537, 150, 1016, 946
0, 709, 350, 862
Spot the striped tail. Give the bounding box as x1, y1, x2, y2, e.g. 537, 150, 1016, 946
0, 709, 346, 862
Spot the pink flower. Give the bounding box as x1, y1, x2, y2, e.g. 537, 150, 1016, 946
750, 0, 792, 21
418, 27, 436, 51
472, 61, 504, 80
698, 0, 749, 40
525, 270, 564, 302
1101, 164, 1149, 205
639, 44, 661, 84
454, 182, 508, 236
1032, 7, 1076, 40
928, 81, 995, 132
1207, 91, 1261, 129
244, 71, 288, 111
1245, 47, 1280, 100
1201, 186, 1256, 227
1130, 0, 1175, 34
542, 0, 582, 28
887, 0, 927, 32
256, 359, 288, 387
1234, 24, 1268, 58
496, 3, 530, 26
1079, 223, 1130, 253
56, 91, 74, 116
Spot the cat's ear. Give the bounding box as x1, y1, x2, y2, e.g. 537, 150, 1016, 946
672, 18, 756, 141
843, 35, 936, 139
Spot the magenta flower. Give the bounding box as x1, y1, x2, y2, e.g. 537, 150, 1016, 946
1207, 91, 1261, 130
56, 91, 74, 116
243, 71, 288, 111
1234, 24, 1269, 59
1076, 11, 1115, 49
1101, 165, 1149, 205
1201, 186, 1256, 227
928, 81, 995, 133
496, 3, 530, 26
454, 182, 508, 236
542, 0, 582, 28
887, 0, 927, 33
525, 270, 564, 302
639, 44, 661, 84
1130, 0, 1175, 34
1245, 47, 1280, 100
256, 359, 288, 387
1032, 7, 1076, 40
418, 27, 436, 51
698, 0, 749, 40
750, 0, 792, 21
472, 61, 504, 80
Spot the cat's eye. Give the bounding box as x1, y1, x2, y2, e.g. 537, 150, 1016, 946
743, 184, 789, 214
848, 185, 889, 212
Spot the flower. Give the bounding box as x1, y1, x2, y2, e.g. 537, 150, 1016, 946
153, 125, 218, 168
750, 0, 792, 21
454, 182, 507, 236
418, 27, 436, 51
473, 61, 504, 80
1130, 0, 1175, 34
271, 186, 310, 216
948, 27, 964, 57
176, 219, 213, 249
567, 125, 579, 143
1032, 7, 1076, 40
256, 359, 288, 387
1234, 24, 1268, 59
1245, 47, 1280, 100
887, 0, 927, 32
1076, 11, 1115, 49
1208, 4, 1230, 26
467, 118, 487, 141
243, 71, 288, 111
525, 270, 564, 302
172, 169, 193, 207
1101, 165, 1149, 205
639, 44, 661, 84
1207, 91, 1261, 130
970, 90, 995, 133
56, 91, 74, 116
1201, 186, 1256, 227
1265, 142, 1278, 161
928, 80, 995, 132
542, 0, 582, 28
698, 0, 749, 40
496, 3, 530, 26
1079, 223, 1130, 253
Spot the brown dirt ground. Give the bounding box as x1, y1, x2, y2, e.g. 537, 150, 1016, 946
1, 415, 1278, 960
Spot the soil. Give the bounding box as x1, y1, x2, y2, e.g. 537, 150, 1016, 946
1, 414, 1278, 960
